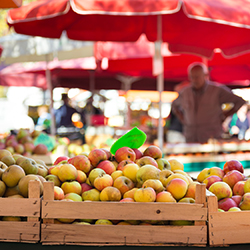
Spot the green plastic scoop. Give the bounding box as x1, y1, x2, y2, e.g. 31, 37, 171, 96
110, 127, 147, 155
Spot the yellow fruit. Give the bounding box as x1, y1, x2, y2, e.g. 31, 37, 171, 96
168, 159, 184, 171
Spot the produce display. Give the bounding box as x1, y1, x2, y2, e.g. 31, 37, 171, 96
197, 159, 249, 211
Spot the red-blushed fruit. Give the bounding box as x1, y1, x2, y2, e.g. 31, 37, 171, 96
33, 144, 48, 155
143, 145, 162, 160
115, 147, 136, 163
67, 155, 91, 174
231, 195, 242, 207
223, 160, 244, 174
81, 182, 93, 194
218, 197, 237, 211
88, 149, 107, 167
120, 197, 134, 202
75, 170, 87, 184
100, 148, 112, 160
57, 164, 78, 182
132, 148, 143, 160
94, 173, 113, 191
117, 159, 134, 171
222, 170, 245, 189
136, 156, 159, 168
54, 156, 70, 165
96, 160, 116, 175
113, 176, 134, 195
54, 186, 64, 200
203, 175, 222, 189
208, 182, 232, 200
233, 180, 245, 196
100, 186, 122, 201
239, 193, 250, 210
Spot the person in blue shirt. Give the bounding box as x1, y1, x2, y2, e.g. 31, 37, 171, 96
54, 93, 78, 128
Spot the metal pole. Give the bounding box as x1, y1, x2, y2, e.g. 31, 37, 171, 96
45, 54, 56, 136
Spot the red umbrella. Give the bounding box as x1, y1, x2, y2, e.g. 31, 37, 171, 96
7, 0, 250, 148
7, 0, 250, 58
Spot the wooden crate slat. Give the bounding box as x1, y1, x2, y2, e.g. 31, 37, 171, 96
209, 211, 250, 246
0, 221, 40, 242
42, 201, 207, 221
0, 198, 40, 217
41, 224, 207, 245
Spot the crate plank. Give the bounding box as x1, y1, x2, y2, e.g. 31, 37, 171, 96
42, 201, 207, 221
0, 221, 40, 242
41, 224, 207, 246
209, 211, 250, 246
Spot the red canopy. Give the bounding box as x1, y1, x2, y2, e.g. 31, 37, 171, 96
7, 0, 250, 58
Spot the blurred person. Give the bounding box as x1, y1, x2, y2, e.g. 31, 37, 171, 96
172, 62, 246, 143
36, 105, 51, 132
55, 93, 78, 128
229, 103, 250, 140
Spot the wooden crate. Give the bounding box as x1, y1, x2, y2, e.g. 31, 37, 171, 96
208, 193, 250, 246
41, 182, 208, 246
0, 181, 41, 243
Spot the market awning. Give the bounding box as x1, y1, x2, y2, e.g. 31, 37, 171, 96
0, 0, 22, 8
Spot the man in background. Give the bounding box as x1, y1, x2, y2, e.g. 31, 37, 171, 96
172, 62, 246, 143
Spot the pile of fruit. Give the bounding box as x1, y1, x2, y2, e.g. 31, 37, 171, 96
197, 160, 250, 211
0, 128, 49, 156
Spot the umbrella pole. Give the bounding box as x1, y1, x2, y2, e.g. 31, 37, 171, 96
45, 54, 56, 136
155, 15, 164, 151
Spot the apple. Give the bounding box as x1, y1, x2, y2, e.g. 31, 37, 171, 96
88, 168, 106, 186
132, 148, 143, 160
123, 188, 138, 199
88, 149, 107, 167
222, 170, 245, 189
134, 187, 156, 202
4, 185, 20, 197
37, 164, 49, 177
96, 160, 116, 175
156, 191, 176, 202
136, 156, 158, 168
2, 165, 25, 188
228, 207, 241, 212
100, 186, 121, 201
159, 169, 173, 187
54, 186, 64, 200
208, 182, 232, 200
143, 145, 162, 159
164, 173, 190, 187
166, 178, 188, 201
111, 170, 123, 181
136, 165, 160, 186
95, 219, 113, 225
168, 159, 184, 171
115, 147, 136, 163
120, 197, 134, 202
61, 181, 82, 195
0, 180, 6, 197
122, 163, 140, 182
223, 159, 244, 174
45, 174, 61, 187
19, 158, 38, 175
231, 195, 242, 207
94, 173, 113, 191
113, 176, 134, 195
233, 180, 245, 196
57, 164, 78, 182
54, 156, 69, 165
178, 197, 195, 203
239, 193, 250, 210
156, 158, 171, 171
82, 188, 100, 201
218, 197, 237, 211
0, 161, 8, 179
14, 144, 25, 154
100, 148, 112, 160
18, 175, 43, 198
1, 155, 15, 166
76, 170, 87, 184
49, 164, 62, 176
64, 192, 82, 202
142, 179, 164, 194
197, 167, 224, 183
203, 175, 222, 189
185, 181, 199, 199
23, 142, 35, 154
5, 146, 15, 154
81, 182, 93, 193
117, 159, 134, 171
67, 155, 91, 174
172, 170, 193, 184
33, 144, 48, 155
244, 178, 250, 193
